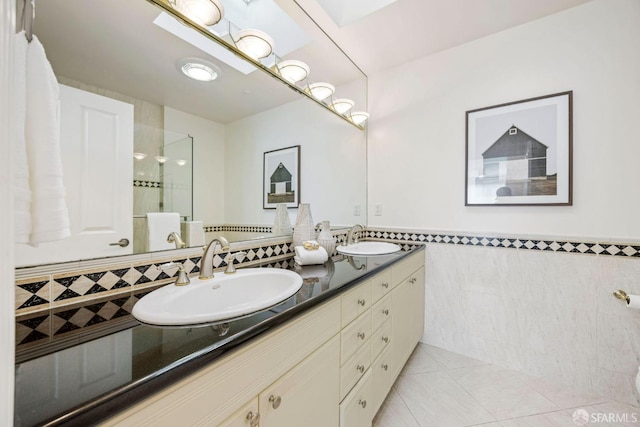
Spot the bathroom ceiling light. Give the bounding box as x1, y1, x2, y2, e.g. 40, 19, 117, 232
276, 60, 310, 84
307, 82, 335, 101
155, 156, 169, 163
171, 0, 224, 26
177, 58, 220, 82
350, 111, 370, 126
133, 152, 148, 160
331, 98, 355, 115
233, 29, 274, 60
176, 159, 188, 166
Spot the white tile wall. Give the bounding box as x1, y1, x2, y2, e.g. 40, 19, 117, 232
423, 243, 640, 406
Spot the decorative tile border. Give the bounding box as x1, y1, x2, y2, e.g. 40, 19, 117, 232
204, 225, 273, 233
15, 257, 297, 352
365, 228, 640, 258
15, 239, 298, 315
133, 180, 161, 188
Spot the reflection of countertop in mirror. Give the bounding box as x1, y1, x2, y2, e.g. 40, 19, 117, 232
14, 246, 424, 426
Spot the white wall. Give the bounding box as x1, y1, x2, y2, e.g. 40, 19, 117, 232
368, 0, 640, 405
368, 0, 640, 241
1, 0, 15, 423
164, 107, 225, 225
225, 97, 367, 227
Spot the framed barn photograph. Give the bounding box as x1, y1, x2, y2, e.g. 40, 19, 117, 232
465, 91, 573, 206
263, 145, 300, 209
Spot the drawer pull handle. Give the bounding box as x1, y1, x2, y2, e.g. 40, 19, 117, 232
357, 298, 366, 306
356, 364, 365, 373
358, 399, 367, 409
269, 395, 281, 409
246, 411, 260, 427
382, 309, 389, 315
357, 331, 366, 340
382, 336, 389, 343
382, 282, 389, 289
382, 363, 389, 371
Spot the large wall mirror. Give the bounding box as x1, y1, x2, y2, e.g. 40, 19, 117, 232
15, 0, 367, 267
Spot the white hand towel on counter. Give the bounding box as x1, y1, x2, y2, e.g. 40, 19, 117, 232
13, 32, 31, 244
146, 212, 181, 251
294, 242, 329, 266
25, 35, 70, 245
180, 221, 205, 247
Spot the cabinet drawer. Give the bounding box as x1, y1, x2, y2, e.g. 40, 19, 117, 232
391, 251, 424, 285
340, 369, 374, 427
371, 318, 392, 360
340, 340, 371, 401
371, 292, 392, 332
370, 269, 392, 304
341, 280, 372, 327
341, 310, 371, 365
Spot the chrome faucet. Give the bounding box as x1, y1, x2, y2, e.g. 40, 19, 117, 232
346, 224, 365, 245
167, 232, 186, 249
199, 236, 230, 280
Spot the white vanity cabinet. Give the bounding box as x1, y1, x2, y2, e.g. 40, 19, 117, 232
338, 250, 425, 427
102, 250, 425, 427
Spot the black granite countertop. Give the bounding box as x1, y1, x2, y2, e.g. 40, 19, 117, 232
14, 247, 423, 427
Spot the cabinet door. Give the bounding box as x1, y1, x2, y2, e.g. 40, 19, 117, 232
340, 369, 373, 427
219, 398, 260, 427
391, 278, 413, 379
411, 267, 426, 344
259, 335, 340, 427
371, 345, 394, 414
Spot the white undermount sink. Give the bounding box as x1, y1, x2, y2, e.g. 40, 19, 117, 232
132, 268, 303, 326
336, 241, 401, 256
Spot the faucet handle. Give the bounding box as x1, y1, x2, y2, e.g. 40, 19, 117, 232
157, 262, 191, 286
224, 252, 247, 274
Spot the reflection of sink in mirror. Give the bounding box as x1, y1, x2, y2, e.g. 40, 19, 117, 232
132, 268, 303, 326
336, 242, 401, 256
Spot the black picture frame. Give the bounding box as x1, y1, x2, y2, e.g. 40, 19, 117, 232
263, 145, 300, 209
465, 91, 573, 206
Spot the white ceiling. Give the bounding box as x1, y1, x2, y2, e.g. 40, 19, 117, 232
33, 0, 592, 124
295, 0, 592, 75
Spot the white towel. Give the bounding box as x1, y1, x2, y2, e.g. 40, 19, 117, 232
180, 221, 204, 247
294, 245, 329, 266
146, 212, 181, 251
13, 32, 31, 244
25, 35, 70, 245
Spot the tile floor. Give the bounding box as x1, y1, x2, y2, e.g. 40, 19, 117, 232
373, 343, 640, 427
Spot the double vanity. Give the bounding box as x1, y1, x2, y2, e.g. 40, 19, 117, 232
15, 245, 425, 426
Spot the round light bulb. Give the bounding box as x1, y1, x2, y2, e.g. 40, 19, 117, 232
350, 111, 369, 125
181, 62, 217, 81
332, 98, 355, 115
307, 82, 335, 101
173, 0, 224, 26
277, 60, 310, 84
233, 29, 274, 60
